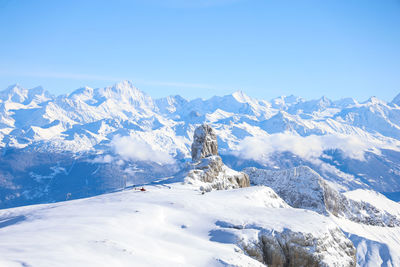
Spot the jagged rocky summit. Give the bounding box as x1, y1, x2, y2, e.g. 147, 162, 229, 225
191, 124, 219, 161
185, 124, 250, 191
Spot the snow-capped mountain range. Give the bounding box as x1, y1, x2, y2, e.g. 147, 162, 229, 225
1, 82, 400, 266
0, 80, 400, 209
1, 121, 400, 266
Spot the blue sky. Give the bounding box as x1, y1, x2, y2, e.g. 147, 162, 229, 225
0, 0, 399, 101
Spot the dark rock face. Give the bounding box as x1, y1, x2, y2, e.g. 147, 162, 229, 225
191, 124, 218, 161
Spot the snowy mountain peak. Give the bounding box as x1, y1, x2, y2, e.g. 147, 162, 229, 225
333, 97, 358, 108
68, 86, 94, 99
29, 85, 46, 94
319, 95, 331, 105
0, 81, 400, 267
392, 93, 400, 106
155, 94, 188, 114
231, 90, 250, 103
271, 95, 303, 109
365, 96, 386, 105
0, 84, 27, 102
4, 83, 22, 91
97, 80, 155, 110
113, 80, 135, 90
0, 84, 51, 104
26, 86, 52, 103
105, 80, 140, 95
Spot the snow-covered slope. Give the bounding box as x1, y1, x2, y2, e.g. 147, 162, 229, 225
344, 189, 400, 218
1, 83, 400, 267
243, 166, 400, 266
0, 184, 356, 267
244, 166, 400, 227
0, 81, 400, 209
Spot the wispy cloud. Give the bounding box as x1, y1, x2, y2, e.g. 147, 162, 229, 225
233, 133, 383, 163
0, 70, 229, 91
0, 70, 124, 82
112, 135, 175, 165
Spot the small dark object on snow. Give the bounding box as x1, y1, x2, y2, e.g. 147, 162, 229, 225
140, 187, 146, 192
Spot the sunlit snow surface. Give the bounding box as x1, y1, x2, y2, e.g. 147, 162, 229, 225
0, 184, 360, 267
1, 82, 400, 266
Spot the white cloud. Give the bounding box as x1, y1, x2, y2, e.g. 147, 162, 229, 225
112, 135, 175, 165
91, 154, 114, 164
234, 133, 379, 162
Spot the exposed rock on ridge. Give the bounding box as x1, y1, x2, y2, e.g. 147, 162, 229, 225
239, 227, 356, 267
244, 166, 400, 227
185, 124, 249, 191
191, 124, 218, 161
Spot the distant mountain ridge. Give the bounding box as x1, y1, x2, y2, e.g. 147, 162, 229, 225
0, 80, 399, 208
1, 80, 399, 150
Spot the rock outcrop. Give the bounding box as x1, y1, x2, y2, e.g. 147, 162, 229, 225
244, 166, 400, 227
191, 124, 218, 161
217, 218, 356, 267
241, 228, 356, 267
185, 124, 250, 191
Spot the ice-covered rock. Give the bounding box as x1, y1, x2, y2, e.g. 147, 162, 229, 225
244, 166, 400, 227
186, 124, 249, 191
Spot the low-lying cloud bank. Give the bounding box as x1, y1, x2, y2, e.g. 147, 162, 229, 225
112, 135, 175, 164
234, 133, 381, 162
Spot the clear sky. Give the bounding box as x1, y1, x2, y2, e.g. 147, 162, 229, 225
0, 0, 399, 101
